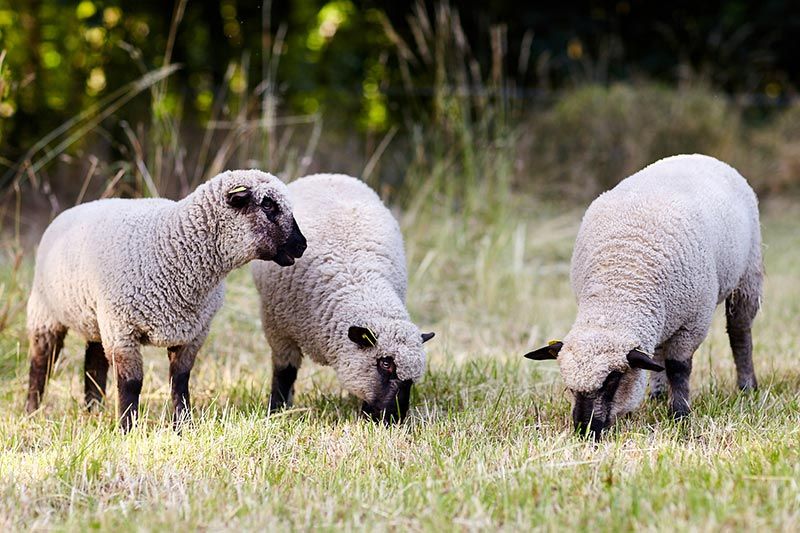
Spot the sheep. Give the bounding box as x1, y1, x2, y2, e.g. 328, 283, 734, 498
524, 154, 763, 439
25, 169, 307, 431
251, 173, 434, 423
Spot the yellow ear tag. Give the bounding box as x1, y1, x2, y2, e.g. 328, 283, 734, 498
636, 347, 655, 358
228, 185, 248, 194
547, 339, 562, 346
362, 328, 378, 347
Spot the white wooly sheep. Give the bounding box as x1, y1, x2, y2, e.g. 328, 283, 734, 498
251, 174, 434, 423
26, 170, 307, 431
525, 154, 763, 438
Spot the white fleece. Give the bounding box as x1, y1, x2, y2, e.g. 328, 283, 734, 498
251, 174, 427, 403
27, 169, 296, 362
559, 154, 763, 403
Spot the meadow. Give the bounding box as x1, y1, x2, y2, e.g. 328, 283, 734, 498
1, 4, 800, 528
0, 189, 797, 530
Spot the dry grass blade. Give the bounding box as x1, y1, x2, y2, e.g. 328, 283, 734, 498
362, 126, 398, 184
1, 65, 180, 192
74, 156, 99, 206
120, 121, 159, 197
100, 169, 127, 199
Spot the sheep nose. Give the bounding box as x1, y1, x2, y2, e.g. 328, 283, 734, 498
361, 380, 413, 424
573, 419, 604, 441
360, 400, 404, 424
572, 394, 605, 440
285, 217, 307, 258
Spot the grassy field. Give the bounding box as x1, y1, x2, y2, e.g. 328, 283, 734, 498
0, 197, 798, 531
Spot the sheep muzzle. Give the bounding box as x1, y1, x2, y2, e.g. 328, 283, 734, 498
572, 393, 608, 440
571, 370, 623, 440
271, 217, 307, 266
361, 379, 412, 424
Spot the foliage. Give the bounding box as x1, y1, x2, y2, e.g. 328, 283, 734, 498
1, 0, 799, 172
518, 83, 740, 200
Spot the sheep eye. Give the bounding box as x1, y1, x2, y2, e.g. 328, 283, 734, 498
377, 357, 395, 375
261, 196, 279, 221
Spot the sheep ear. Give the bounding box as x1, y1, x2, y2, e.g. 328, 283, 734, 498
626, 349, 664, 372
349, 326, 378, 348
421, 332, 435, 343
524, 340, 563, 360
226, 186, 251, 208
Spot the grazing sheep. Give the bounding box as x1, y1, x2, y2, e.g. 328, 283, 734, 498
26, 170, 307, 431
251, 174, 434, 423
525, 154, 763, 438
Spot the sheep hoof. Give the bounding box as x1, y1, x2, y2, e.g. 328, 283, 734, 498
738, 380, 758, 393
268, 395, 291, 413
669, 406, 691, 421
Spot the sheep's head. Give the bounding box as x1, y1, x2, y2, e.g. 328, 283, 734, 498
524, 330, 663, 439
333, 320, 434, 424
206, 169, 307, 268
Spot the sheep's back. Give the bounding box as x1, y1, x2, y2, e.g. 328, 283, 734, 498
285, 173, 405, 295
570, 154, 760, 335
30, 198, 174, 337
252, 174, 408, 351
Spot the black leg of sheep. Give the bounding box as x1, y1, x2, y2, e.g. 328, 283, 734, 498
167, 342, 202, 432
725, 273, 762, 391
110, 347, 144, 433
270, 365, 298, 412
84, 342, 109, 409
25, 325, 67, 413
658, 328, 702, 420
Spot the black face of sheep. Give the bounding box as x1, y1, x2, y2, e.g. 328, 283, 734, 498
348, 326, 434, 424
358, 347, 412, 424
360, 369, 413, 424
225, 187, 307, 266
272, 217, 307, 267
524, 342, 665, 439
572, 370, 624, 440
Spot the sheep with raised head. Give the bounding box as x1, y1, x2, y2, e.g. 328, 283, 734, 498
525, 154, 763, 439
26, 169, 307, 431
251, 173, 434, 423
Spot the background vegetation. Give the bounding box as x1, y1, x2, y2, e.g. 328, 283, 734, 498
0, 1, 798, 530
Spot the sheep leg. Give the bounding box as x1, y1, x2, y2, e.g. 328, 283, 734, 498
25, 324, 67, 413
167, 340, 202, 432
649, 344, 668, 400
665, 358, 693, 419
84, 342, 109, 409
661, 328, 704, 420
725, 268, 762, 391
109, 345, 143, 433
269, 339, 302, 412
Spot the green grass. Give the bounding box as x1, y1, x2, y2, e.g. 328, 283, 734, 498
0, 200, 798, 531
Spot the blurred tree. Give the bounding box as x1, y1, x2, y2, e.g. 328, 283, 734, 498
0, 0, 797, 168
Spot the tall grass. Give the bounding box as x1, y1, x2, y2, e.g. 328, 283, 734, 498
380, 1, 520, 215
0, 1, 322, 216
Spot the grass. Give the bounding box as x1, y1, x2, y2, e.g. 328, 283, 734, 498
0, 196, 797, 531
